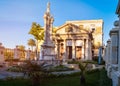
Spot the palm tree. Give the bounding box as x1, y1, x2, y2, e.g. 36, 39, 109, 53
27, 39, 36, 51
78, 62, 88, 86
29, 22, 44, 60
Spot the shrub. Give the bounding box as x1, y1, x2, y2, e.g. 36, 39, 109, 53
49, 65, 74, 72
21, 61, 50, 86
7, 66, 23, 72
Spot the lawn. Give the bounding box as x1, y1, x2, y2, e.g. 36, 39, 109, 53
0, 68, 112, 86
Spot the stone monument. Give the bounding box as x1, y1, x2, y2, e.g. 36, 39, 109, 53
41, 2, 56, 61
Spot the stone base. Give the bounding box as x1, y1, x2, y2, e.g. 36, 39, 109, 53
43, 55, 56, 60
41, 43, 56, 61
112, 71, 120, 86
107, 65, 112, 78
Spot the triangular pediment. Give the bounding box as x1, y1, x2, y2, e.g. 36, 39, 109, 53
55, 23, 89, 34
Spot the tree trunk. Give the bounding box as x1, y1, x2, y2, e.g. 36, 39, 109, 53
36, 40, 39, 60
80, 74, 86, 86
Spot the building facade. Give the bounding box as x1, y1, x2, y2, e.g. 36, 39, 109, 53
0, 43, 5, 63
38, 2, 103, 61
53, 19, 103, 61
0, 44, 36, 63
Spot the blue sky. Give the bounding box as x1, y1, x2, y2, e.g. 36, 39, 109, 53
0, 0, 118, 49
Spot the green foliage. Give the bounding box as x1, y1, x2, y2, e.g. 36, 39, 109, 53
17, 45, 25, 59
21, 61, 50, 86
7, 66, 23, 72
53, 27, 57, 33
0, 69, 112, 86
83, 60, 98, 64
17, 45, 25, 50
93, 56, 105, 65
0, 78, 29, 86
27, 39, 36, 51
49, 65, 74, 72
78, 62, 88, 74
98, 68, 112, 86
86, 69, 100, 74
29, 22, 44, 41
4, 49, 14, 60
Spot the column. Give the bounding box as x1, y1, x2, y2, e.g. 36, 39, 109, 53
107, 40, 111, 64
72, 40, 75, 59
85, 39, 92, 60
88, 39, 92, 60
57, 42, 60, 60
63, 39, 66, 60
110, 32, 118, 64
106, 39, 112, 78
85, 39, 89, 60
81, 39, 84, 60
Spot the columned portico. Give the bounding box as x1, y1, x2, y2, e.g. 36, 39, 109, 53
72, 39, 75, 59
81, 39, 85, 60
63, 39, 66, 60
85, 39, 89, 60
53, 19, 103, 61
56, 38, 92, 61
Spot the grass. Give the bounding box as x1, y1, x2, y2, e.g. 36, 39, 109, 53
0, 78, 30, 86
0, 68, 112, 86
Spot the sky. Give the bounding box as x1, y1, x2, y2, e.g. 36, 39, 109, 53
0, 0, 118, 49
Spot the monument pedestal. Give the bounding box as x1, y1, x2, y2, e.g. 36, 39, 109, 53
40, 2, 56, 62
41, 43, 56, 60
112, 71, 120, 86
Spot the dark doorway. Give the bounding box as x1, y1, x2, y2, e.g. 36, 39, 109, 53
67, 46, 72, 59
76, 46, 82, 59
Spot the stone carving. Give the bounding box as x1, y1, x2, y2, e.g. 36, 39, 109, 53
40, 2, 56, 61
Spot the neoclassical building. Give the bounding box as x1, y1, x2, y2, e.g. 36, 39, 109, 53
53, 19, 103, 61
40, 2, 103, 61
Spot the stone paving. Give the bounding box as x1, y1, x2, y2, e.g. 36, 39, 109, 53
0, 64, 104, 79
0, 67, 23, 79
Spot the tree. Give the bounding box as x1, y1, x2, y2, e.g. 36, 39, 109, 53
17, 45, 25, 60
27, 39, 36, 51
29, 22, 44, 41
22, 61, 49, 86
29, 22, 44, 60
78, 62, 88, 86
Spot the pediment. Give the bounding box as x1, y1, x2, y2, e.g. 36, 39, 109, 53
55, 23, 88, 34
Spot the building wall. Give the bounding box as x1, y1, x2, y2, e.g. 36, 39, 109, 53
0, 43, 5, 63
0, 44, 36, 62
66, 19, 103, 48
53, 19, 103, 60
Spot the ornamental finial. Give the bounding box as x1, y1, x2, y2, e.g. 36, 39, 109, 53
47, 2, 50, 13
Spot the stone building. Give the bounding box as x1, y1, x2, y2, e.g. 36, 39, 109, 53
104, 1, 120, 85
53, 20, 103, 61
39, 2, 104, 61
0, 44, 35, 62
0, 43, 5, 63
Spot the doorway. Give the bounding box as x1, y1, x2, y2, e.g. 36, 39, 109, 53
76, 46, 82, 59
67, 46, 72, 59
